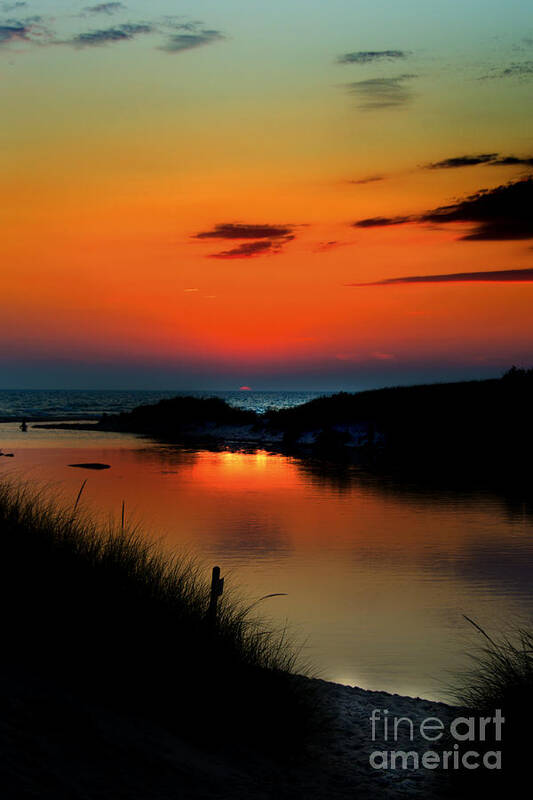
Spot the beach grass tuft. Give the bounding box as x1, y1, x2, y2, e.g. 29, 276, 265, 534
449, 619, 533, 795
0, 480, 317, 754
454, 618, 533, 713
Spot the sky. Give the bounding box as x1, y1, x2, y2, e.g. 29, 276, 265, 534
1, 0, 532, 390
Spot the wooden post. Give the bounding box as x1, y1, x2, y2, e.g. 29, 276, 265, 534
207, 566, 224, 627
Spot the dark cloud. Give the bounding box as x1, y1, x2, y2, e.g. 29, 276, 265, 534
337, 50, 408, 65
84, 3, 126, 14
481, 61, 533, 80
345, 74, 417, 109
159, 29, 224, 53
425, 153, 533, 169
313, 240, 353, 253
0, 22, 28, 43
68, 23, 152, 47
489, 155, 533, 167
421, 177, 533, 240
354, 177, 533, 240
426, 154, 498, 169
498, 61, 533, 78
164, 21, 202, 33
1, 2, 27, 10
0, 14, 48, 44
0, 10, 224, 54
349, 268, 533, 287
354, 215, 413, 228
195, 222, 295, 259
348, 175, 385, 185
195, 223, 294, 240
209, 241, 276, 259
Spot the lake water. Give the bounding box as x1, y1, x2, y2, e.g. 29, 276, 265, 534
1, 420, 532, 702
0, 389, 325, 420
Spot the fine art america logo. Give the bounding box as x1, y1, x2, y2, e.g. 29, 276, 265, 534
369, 709, 504, 770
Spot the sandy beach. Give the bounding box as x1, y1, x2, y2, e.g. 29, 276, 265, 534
1, 664, 457, 800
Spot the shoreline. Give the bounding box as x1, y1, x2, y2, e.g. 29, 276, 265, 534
299, 676, 458, 798
2, 659, 458, 799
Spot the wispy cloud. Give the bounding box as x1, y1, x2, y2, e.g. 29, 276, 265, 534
425, 152, 533, 169
345, 74, 417, 109
337, 50, 408, 65
1, 1, 27, 10
426, 154, 498, 169
354, 177, 533, 240
0, 22, 28, 43
0, 10, 225, 54
480, 61, 533, 80
348, 175, 385, 184
0, 15, 50, 46
159, 29, 225, 54
195, 223, 294, 240
83, 2, 126, 15
195, 222, 295, 259
349, 268, 533, 287
313, 240, 341, 252
489, 155, 533, 167
68, 23, 152, 47
354, 215, 413, 228
209, 241, 276, 259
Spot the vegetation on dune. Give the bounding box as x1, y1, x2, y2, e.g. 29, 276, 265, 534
92, 368, 533, 455
265, 367, 533, 462
97, 394, 257, 434
449, 620, 533, 797
0, 481, 316, 754
456, 617, 533, 713
267, 367, 533, 430
35, 368, 533, 476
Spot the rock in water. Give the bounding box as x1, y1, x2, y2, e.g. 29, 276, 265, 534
68, 463, 111, 470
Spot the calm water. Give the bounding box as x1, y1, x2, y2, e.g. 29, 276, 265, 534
1, 420, 532, 701
0, 389, 325, 420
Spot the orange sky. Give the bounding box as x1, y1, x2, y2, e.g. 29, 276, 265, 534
1, 0, 532, 388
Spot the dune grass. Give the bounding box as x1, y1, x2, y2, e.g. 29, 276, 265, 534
449, 619, 533, 794
455, 619, 533, 714
0, 480, 317, 754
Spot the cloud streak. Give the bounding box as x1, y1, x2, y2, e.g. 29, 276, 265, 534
348, 175, 385, 185
68, 23, 152, 47
0, 22, 28, 43
425, 153, 533, 169
337, 50, 408, 65
345, 74, 417, 109
159, 29, 225, 53
1, 2, 27, 10
354, 215, 413, 228
354, 177, 533, 240
426, 154, 498, 169
195, 222, 296, 259
1, 11, 225, 53
83, 2, 125, 14
481, 61, 533, 80
489, 155, 533, 167
0, 15, 51, 46
349, 268, 533, 287
195, 223, 294, 240
209, 241, 276, 259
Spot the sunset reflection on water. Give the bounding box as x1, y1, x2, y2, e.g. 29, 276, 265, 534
2, 422, 532, 701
